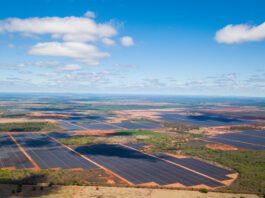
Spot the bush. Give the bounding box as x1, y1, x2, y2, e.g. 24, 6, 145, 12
199, 188, 208, 193
16, 184, 22, 193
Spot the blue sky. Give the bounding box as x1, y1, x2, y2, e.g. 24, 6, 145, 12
0, 0, 265, 96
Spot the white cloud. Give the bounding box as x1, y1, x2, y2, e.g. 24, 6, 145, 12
28, 42, 110, 65
8, 44, 15, 48
114, 63, 137, 68
120, 36, 134, 46
0, 16, 117, 42
84, 11, 96, 18
34, 61, 60, 67
215, 22, 265, 44
59, 64, 82, 71
102, 38, 115, 46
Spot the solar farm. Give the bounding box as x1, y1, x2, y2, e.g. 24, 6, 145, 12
0, 132, 236, 189
0, 95, 265, 196
155, 113, 256, 127
204, 130, 265, 150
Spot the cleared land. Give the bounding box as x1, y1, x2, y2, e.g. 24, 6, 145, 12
0, 185, 259, 198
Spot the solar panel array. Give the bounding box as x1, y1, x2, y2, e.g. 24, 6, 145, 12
59, 121, 85, 131
0, 134, 34, 169
155, 153, 234, 181
125, 143, 150, 149
215, 133, 265, 146
80, 123, 121, 130
204, 130, 265, 150
60, 118, 162, 131
12, 133, 98, 169
48, 132, 75, 139
240, 130, 265, 137
74, 144, 224, 187
156, 113, 255, 127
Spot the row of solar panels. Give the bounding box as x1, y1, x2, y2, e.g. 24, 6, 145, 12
204, 130, 265, 150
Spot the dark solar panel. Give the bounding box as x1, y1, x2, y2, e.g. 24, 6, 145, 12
156, 113, 255, 127
80, 123, 121, 130
12, 133, 98, 169
59, 121, 85, 131
125, 143, 150, 149
155, 153, 234, 181
74, 144, 224, 187
205, 137, 265, 150
48, 132, 75, 139
240, 130, 265, 138
216, 133, 265, 146
0, 134, 34, 169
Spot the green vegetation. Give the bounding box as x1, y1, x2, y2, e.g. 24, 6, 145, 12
199, 188, 208, 193
0, 112, 28, 118
230, 126, 257, 130
0, 122, 63, 132
0, 169, 125, 187
181, 142, 265, 195
61, 130, 164, 146
162, 121, 199, 131
115, 129, 164, 137
60, 136, 93, 146
80, 121, 93, 124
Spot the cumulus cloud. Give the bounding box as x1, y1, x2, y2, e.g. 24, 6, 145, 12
120, 36, 134, 46
28, 42, 110, 65
0, 15, 117, 42
59, 64, 82, 71
102, 38, 115, 46
114, 63, 137, 68
84, 11, 96, 18
34, 61, 60, 67
215, 22, 265, 44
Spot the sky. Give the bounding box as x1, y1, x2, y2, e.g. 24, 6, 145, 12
0, 0, 265, 96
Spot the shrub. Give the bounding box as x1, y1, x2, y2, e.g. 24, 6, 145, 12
200, 188, 208, 193
16, 184, 22, 193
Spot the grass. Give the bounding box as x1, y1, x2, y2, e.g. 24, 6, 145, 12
60, 130, 164, 146
230, 126, 257, 130
162, 121, 199, 131
181, 142, 265, 195
0, 168, 125, 186
60, 136, 93, 146
115, 129, 164, 137
0, 122, 63, 132
80, 121, 93, 124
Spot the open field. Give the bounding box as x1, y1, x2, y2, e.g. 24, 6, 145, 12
0, 184, 259, 198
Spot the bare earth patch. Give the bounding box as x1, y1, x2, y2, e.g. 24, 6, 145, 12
206, 143, 240, 151
0, 185, 259, 198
